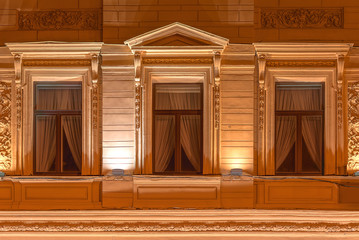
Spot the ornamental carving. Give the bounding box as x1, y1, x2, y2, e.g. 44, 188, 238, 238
92, 84, 98, 129
18, 10, 100, 30
261, 8, 343, 29
214, 82, 220, 129
0, 81, 12, 170
23, 60, 91, 67
266, 61, 336, 67
142, 58, 213, 64
347, 82, 359, 174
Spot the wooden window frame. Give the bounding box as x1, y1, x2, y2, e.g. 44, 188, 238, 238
33, 83, 82, 176
152, 83, 203, 175
274, 83, 325, 175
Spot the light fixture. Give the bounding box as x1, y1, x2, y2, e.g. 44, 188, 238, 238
112, 169, 125, 176
0, 171, 5, 177
230, 168, 243, 176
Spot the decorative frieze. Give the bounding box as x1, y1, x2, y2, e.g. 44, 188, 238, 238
18, 10, 100, 31
266, 60, 336, 68
142, 58, 213, 65
261, 8, 344, 29
347, 82, 359, 174
23, 60, 91, 67
0, 81, 12, 170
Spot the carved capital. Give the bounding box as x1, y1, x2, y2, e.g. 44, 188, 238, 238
14, 54, 22, 82
213, 51, 221, 82
91, 54, 99, 84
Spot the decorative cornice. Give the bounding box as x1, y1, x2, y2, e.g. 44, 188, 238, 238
0, 221, 359, 232
18, 9, 100, 30
266, 60, 336, 67
142, 58, 213, 64
261, 8, 344, 29
23, 60, 91, 66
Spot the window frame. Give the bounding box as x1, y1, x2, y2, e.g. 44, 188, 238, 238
33, 82, 82, 175
274, 82, 325, 175
152, 83, 203, 175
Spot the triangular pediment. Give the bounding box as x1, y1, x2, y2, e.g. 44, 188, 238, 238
125, 22, 228, 51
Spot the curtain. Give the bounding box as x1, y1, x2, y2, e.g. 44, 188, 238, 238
35, 86, 82, 172
276, 88, 321, 111
275, 116, 296, 170
36, 116, 56, 172
36, 88, 81, 110
62, 115, 82, 170
302, 116, 322, 170
155, 84, 201, 110
181, 115, 201, 172
154, 115, 175, 172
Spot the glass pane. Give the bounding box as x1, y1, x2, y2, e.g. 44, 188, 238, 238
35, 115, 56, 172
36, 85, 82, 111
276, 84, 322, 111
154, 115, 175, 173
301, 116, 323, 172
154, 84, 201, 110
62, 115, 82, 172
180, 115, 201, 172
275, 116, 296, 173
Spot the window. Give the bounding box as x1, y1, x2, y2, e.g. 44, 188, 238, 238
275, 83, 324, 175
34, 83, 82, 175
153, 84, 203, 174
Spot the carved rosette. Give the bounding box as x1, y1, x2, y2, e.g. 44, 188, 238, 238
18, 10, 100, 30
0, 81, 12, 170
261, 8, 344, 29
347, 82, 359, 174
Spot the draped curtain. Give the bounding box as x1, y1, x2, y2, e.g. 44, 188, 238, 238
275, 87, 322, 170
154, 115, 175, 172
63, 115, 82, 170
35, 87, 82, 172
36, 116, 56, 172
154, 84, 201, 172
180, 115, 201, 172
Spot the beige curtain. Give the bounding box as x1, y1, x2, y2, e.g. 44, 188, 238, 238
154, 115, 175, 172
276, 87, 322, 170
155, 84, 201, 110
63, 115, 82, 170
302, 116, 322, 170
275, 116, 296, 170
276, 88, 321, 111
35, 86, 82, 172
180, 115, 201, 172
36, 115, 56, 172
37, 88, 81, 110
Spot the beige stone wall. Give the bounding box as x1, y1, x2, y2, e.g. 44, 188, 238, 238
101, 45, 136, 174
0, 0, 102, 45
103, 0, 254, 44
220, 44, 255, 174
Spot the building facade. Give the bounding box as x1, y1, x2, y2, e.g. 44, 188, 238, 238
0, 0, 359, 210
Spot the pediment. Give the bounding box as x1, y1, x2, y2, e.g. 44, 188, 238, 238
125, 22, 228, 52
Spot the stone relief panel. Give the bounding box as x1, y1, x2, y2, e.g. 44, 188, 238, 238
348, 82, 359, 173
18, 10, 100, 31
0, 81, 11, 170
261, 8, 344, 29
